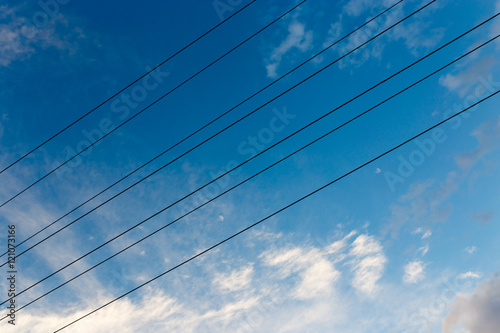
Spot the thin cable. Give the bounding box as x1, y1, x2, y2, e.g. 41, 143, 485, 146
0, 0, 405, 259
52, 89, 500, 332
0, 0, 305, 207
0, 0, 406, 208
0, 0, 258, 175
0, 0, 429, 263
5, 29, 497, 312
0, 0, 315, 259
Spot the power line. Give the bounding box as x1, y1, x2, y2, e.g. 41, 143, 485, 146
0, 0, 307, 208
52, 89, 500, 332
0, 0, 407, 208
0, 0, 257, 176
4, 29, 497, 314
0, 0, 428, 263
0, 0, 405, 260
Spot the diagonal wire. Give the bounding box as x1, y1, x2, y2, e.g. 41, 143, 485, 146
52, 88, 500, 332
4, 25, 497, 316
0, 0, 405, 259
0, 0, 307, 208
0, 0, 428, 264
0, 0, 258, 175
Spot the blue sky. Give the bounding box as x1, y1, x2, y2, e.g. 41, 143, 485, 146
0, 0, 499, 332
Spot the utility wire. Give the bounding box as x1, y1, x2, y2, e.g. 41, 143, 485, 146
52, 89, 500, 332
0, 0, 307, 208
0, 0, 405, 208
0, 0, 405, 259
4, 27, 497, 314
0, 0, 257, 176
0, 0, 427, 264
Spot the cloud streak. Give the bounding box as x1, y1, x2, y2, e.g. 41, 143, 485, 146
403, 260, 425, 284
265, 19, 313, 78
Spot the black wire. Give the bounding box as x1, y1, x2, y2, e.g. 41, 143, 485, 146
5, 24, 497, 317
0, 0, 424, 263
0, 0, 316, 258
0, 0, 304, 208
52, 88, 500, 332
0, 0, 258, 176
0, 0, 405, 208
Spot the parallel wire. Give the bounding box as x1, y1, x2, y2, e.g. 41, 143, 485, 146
0, 0, 258, 175
4, 26, 497, 315
52, 88, 500, 332
0, 0, 424, 263
0, 0, 308, 208
0, 0, 404, 259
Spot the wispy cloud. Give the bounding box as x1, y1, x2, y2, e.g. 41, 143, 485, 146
349, 234, 387, 295
0, 4, 86, 67
413, 227, 432, 239
384, 114, 500, 239
464, 246, 478, 255
403, 260, 426, 284
472, 210, 494, 225
418, 244, 429, 256
294, 258, 340, 300
421, 230, 432, 239
458, 271, 481, 280
212, 265, 254, 293
456, 116, 500, 170
390, 19, 445, 57
439, 57, 498, 98
265, 19, 313, 78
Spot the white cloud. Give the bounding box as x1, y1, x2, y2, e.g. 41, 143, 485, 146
1, 291, 190, 333
294, 259, 340, 300
390, 21, 446, 56
350, 234, 383, 257
260, 231, 386, 298
418, 244, 429, 256
443, 274, 500, 333
421, 230, 432, 239
265, 19, 313, 78
439, 57, 498, 97
330, 0, 445, 70
261, 246, 308, 270
323, 21, 342, 49
412, 227, 432, 239
349, 235, 387, 295
351, 255, 387, 295
324, 230, 357, 255
439, 1, 500, 96
403, 261, 425, 284
199, 297, 261, 325
458, 271, 481, 280
384, 116, 500, 239
464, 246, 478, 255
212, 265, 254, 293
456, 116, 500, 170
0, 4, 85, 67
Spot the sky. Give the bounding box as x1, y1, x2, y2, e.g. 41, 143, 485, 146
0, 0, 499, 332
